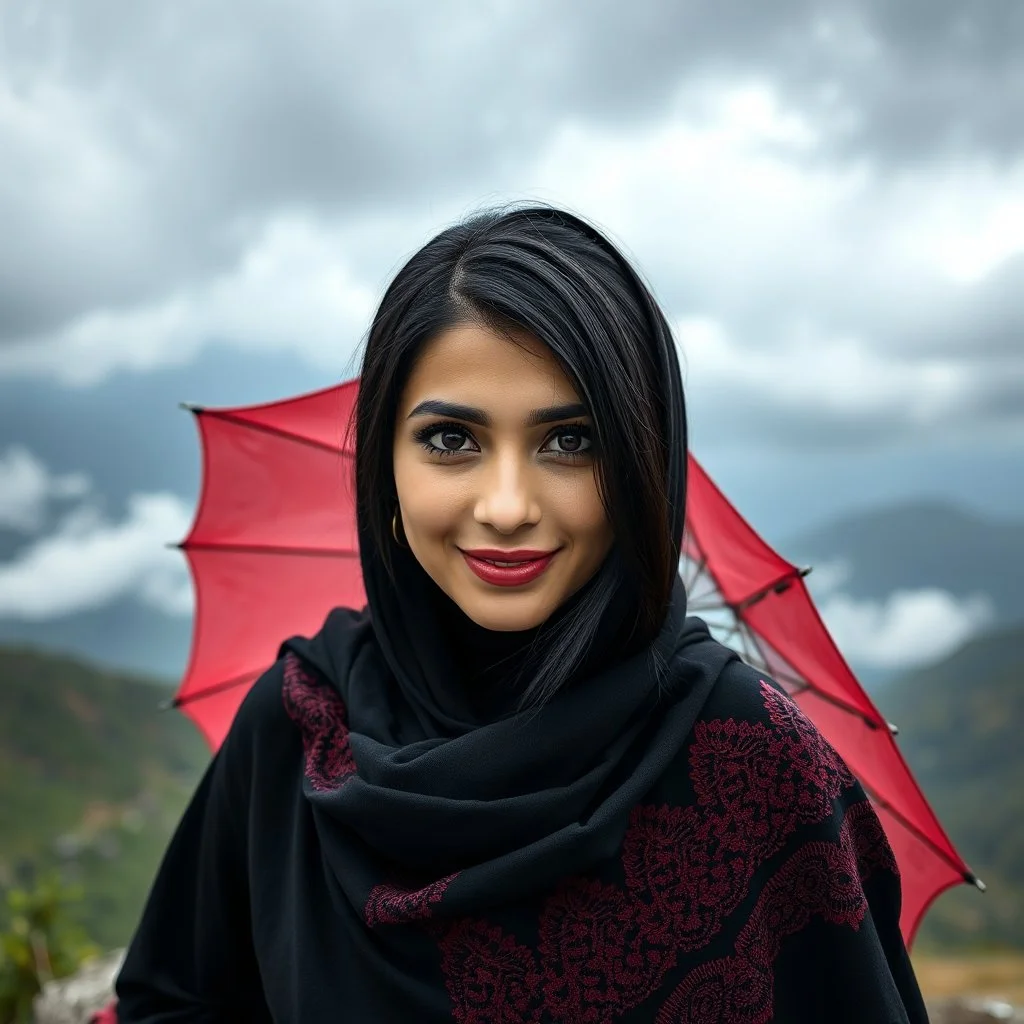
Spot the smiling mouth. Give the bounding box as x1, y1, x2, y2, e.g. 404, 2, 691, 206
459, 549, 560, 587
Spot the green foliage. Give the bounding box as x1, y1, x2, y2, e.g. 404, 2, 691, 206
0, 874, 98, 1024
876, 623, 1024, 950
0, 646, 209, 950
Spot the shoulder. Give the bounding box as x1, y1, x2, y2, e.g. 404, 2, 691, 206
698, 657, 834, 751
663, 657, 858, 807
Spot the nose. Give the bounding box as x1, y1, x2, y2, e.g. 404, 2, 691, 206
473, 449, 541, 534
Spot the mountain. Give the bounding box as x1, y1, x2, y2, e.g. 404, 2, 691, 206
874, 622, 1024, 950
0, 598, 192, 687
782, 500, 1024, 627
0, 646, 209, 949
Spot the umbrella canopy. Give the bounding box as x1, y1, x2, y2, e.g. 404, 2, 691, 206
171, 380, 978, 947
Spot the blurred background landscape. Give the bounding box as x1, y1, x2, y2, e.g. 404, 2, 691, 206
1, 0, 1022, 1016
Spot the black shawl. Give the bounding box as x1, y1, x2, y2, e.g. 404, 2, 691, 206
114, 553, 929, 1022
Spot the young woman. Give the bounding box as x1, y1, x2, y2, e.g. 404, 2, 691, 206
114, 207, 929, 1022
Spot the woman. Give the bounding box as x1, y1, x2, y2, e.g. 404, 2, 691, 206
114, 206, 929, 1022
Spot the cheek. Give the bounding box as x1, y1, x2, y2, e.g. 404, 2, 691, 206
551, 475, 611, 542
393, 458, 463, 538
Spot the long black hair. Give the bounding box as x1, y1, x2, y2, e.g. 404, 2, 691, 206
354, 204, 687, 708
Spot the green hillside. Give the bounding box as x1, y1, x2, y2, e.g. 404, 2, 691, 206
0, 646, 209, 949
876, 622, 1024, 950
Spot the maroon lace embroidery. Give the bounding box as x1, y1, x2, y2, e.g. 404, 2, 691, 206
281, 652, 357, 792
623, 803, 742, 953
844, 799, 899, 879
659, 819, 870, 1023
365, 872, 458, 928
539, 877, 674, 1021
655, 957, 771, 1024
440, 920, 544, 1024
437, 681, 891, 1024
625, 683, 853, 960
760, 681, 856, 808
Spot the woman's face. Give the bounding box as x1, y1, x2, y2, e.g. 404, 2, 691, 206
393, 322, 614, 632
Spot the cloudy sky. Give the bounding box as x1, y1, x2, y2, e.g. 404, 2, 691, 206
1, 0, 1022, 679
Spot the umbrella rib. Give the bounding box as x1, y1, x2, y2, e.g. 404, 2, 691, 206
182, 541, 359, 558
861, 783, 978, 886
683, 546, 884, 732
199, 407, 352, 457
683, 534, 807, 616
682, 550, 707, 591
740, 627, 884, 729
168, 669, 263, 709
734, 566, 813, 611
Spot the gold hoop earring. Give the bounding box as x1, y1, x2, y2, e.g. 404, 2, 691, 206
392, 510, 407, 547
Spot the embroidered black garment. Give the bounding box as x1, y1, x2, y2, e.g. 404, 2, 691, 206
115, 607, 928, 1022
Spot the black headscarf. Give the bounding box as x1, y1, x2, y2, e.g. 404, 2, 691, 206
282, 348, 740, 913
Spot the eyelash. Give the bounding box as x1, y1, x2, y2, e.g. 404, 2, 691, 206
413, 420, 595, 462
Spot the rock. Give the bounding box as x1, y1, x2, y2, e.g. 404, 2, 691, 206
928, 997, 1022, 1023
33, 949, 123, 1024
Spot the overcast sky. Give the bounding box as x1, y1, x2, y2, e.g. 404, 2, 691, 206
1, 0, 1022, 676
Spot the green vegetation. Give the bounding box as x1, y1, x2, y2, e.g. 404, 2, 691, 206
0, 875, 98, 1024
877, 622, 1024, 950
0, 647, 208, 950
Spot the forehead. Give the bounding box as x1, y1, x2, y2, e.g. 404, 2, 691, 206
399, 323, 580, 409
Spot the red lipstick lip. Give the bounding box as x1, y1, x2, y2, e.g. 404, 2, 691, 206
460, 548, 560, 587
461, 548, 557, 561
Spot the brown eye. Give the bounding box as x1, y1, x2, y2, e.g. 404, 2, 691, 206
439, 428, 468, 451
417, 423, 479, 455
543, 427, 593, 456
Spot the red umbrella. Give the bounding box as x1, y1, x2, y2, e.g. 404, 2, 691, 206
171, 379, 978, 947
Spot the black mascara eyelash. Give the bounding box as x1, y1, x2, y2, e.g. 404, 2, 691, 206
412, 420, 595, 460
545, 422, 594, 458
412, 420, 475, 458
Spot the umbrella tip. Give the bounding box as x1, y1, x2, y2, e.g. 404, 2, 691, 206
799, 566, 813, 578
164, 541, 184, 550
887, 721, 899, 736
157, 696, 181, 712
179, 401, 203, 413
966, 872, 987, 893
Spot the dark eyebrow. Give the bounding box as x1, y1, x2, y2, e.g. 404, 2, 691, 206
525, 402, 588, 427
406, 400, 589, 428
407, 400, 489, 426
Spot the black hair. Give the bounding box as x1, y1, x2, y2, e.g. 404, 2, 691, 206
353, 204, 687, 708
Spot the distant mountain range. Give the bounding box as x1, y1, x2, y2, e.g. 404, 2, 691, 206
1, 500, 1020, 687
783, 500, 1024, 627
0, 595, 192, 688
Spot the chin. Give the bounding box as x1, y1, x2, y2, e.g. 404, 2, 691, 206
453, 591, 557, 633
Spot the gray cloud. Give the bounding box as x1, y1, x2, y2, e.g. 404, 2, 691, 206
2, 0, 1022, 346
918, 256, 1024, 360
